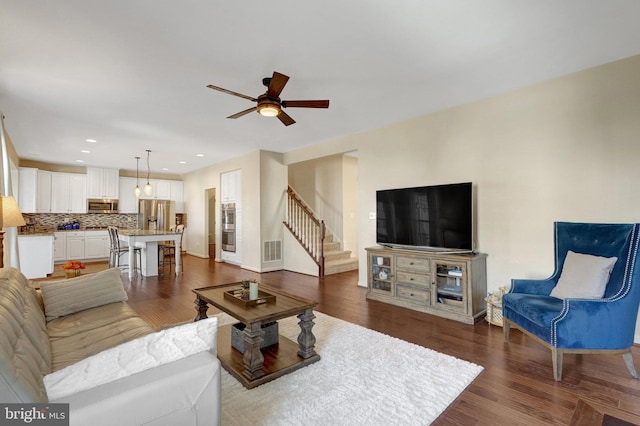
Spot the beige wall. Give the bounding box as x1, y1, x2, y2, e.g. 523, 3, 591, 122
288, 153, 359, 256
288, 155, 345, 241
259, 151, 287, 271
283, 54, 640, 339
183, 150, 286, 273
342, 155, 358, 255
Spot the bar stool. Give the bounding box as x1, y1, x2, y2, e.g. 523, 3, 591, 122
108, 226, 142, 275
158, 224, 184, 275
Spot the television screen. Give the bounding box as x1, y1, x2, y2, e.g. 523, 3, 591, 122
376, 182, 473, 252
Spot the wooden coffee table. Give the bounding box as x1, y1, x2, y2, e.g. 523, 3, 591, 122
193, 283, 320, 389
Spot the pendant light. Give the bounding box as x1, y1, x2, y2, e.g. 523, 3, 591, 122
134, 156, 141, 198
143, 149, 153, 196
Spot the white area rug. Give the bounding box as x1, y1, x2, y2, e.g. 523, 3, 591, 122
217, 311, 483, 426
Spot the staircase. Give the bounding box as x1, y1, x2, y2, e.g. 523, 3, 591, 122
284, 186, 358, 276
323, 234, 359, 276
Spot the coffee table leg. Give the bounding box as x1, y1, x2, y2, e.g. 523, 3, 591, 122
242, 322, 265, 380
194, 296, 209, 321
297, 308, 317, 359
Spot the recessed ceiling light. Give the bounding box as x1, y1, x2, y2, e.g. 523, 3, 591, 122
75, 159, 85, 163
179, 161, 186, 164
81, 150, 90, 154
85, 139, 97, 143
196, 153, 204, 157
162, 168, 169, 171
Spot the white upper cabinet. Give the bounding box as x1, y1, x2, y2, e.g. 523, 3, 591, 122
37, 171, 53, 213
51, 173, 87, 213
118, 177, 139, 213
221, 170, 240, 203
140, 179, 171, 200
119, 177, 183, 212
18, 167, 38, 213
87, 167, 119, 199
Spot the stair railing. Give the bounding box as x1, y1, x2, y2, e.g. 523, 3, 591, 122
284, 186, 325, 276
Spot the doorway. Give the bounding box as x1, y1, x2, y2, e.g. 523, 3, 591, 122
206, 188, 216, 258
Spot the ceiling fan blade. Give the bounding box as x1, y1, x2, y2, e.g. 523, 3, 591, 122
277, 110, 296, 126
267, 72, 289, 98
282, 100, 330, 109
207, 84, 256, 102
227, 106, 257, 119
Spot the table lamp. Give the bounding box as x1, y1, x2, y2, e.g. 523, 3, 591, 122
0, 195, 26, 268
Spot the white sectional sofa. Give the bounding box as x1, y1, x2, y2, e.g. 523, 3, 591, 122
0, 267, 221, 425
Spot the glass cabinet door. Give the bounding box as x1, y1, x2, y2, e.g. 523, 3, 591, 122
370, 254, 393, 293
434, 261, 466, 311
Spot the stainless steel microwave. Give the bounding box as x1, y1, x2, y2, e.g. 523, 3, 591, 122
87, 199, 119, 214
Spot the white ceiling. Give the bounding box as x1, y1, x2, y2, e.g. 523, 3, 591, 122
2, 1, 640, 175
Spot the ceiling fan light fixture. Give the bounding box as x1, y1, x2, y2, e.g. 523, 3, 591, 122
257, 102, 280, 117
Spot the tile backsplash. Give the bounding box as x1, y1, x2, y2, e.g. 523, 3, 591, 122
22, 213, 138, 232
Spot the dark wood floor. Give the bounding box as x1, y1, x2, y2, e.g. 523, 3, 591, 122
122, 255, 640, 425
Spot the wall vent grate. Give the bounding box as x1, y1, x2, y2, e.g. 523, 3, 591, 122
263, 240, 282, 262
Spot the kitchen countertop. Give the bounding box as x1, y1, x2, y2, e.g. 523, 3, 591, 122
18, 227, 124, 235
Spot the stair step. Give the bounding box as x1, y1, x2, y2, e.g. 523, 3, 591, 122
324, 257, 359, 275
324, 249, 352, 262
323, 241, 340, 252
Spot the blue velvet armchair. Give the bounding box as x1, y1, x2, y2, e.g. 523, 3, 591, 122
503, 222, 640, 381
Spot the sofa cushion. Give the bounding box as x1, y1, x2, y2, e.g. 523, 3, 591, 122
48, 302, 154, 371
0, 267, 51, 402
44, 317, 218, 400
39, 268, 128, 321
549, 251, 617, 299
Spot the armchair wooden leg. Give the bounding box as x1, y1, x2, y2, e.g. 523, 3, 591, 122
623, 351, 639, 379
552, 348, 563, 381
503, 320, 510, 342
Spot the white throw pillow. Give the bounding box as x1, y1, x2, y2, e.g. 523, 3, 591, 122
549, 250, 617, 299
44, 317, 218, 400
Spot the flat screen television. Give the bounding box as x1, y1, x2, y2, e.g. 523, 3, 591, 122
376, 182, 473, 253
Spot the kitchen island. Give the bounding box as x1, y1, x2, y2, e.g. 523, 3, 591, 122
117, 229, 181, 279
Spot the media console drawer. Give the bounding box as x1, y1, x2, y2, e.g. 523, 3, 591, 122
396, 283, 430, 305
396, 256, 430, 273
395, 270, 429, 286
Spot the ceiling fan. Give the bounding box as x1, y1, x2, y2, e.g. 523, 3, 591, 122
207, 71, 329, 126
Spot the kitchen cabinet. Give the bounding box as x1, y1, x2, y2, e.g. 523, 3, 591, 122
118, 177, 139, 213
65, 231, 85, 259
54, 230, 111, 262
53, 232, 67, 262
19, 168, 54, 213
37, 171, 52, 212
18, 235, 54, 279
140, 179, 171, 200
87, 167, 119, 199
51, 173, 87, 213
84, 230, 110, 259
221, 170, 240, 203
125, 178, 182, 210
18, 168, 37, 213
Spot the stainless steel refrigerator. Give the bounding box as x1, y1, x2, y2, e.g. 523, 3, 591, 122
138, 199, 176, 231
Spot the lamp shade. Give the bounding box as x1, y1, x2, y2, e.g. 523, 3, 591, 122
2, 196, 26, 227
